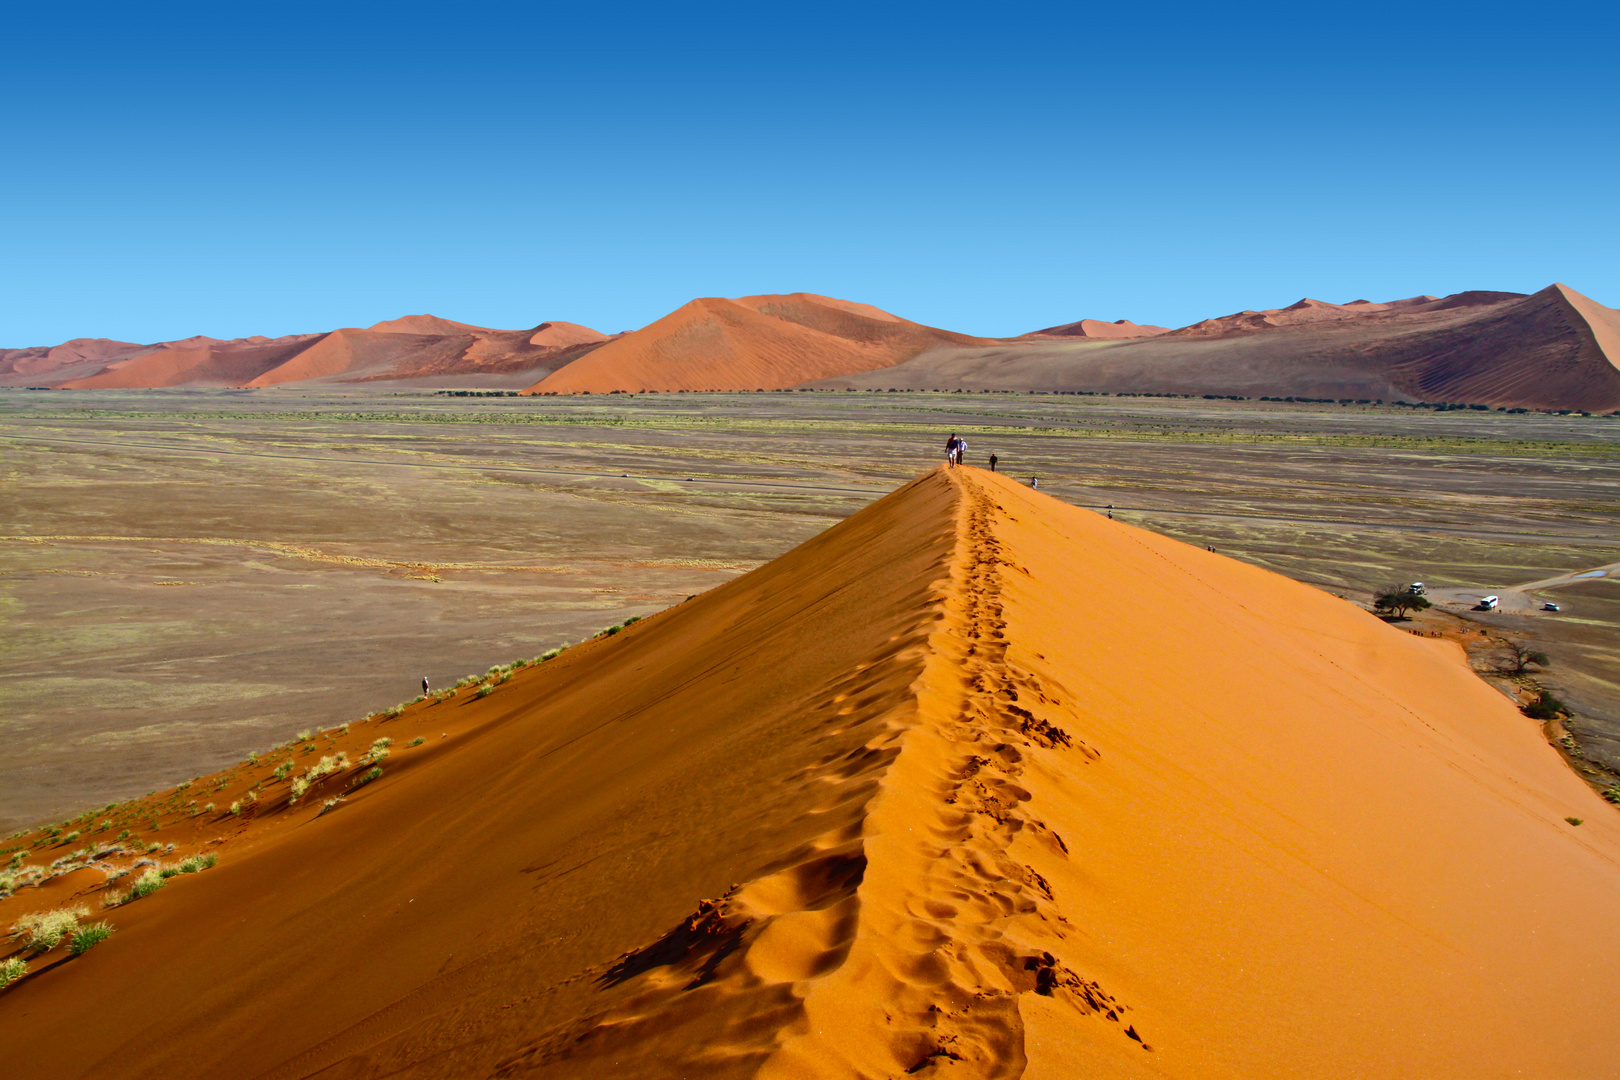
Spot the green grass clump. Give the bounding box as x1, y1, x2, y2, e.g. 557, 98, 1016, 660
131, 869, 165, 897
289, 776, 310, 802
67, 922, 114, 955
1602, 787, 1620, 805
295, 729, 312, 741
12, 906, 90, 951
117, 830, 129, 840
62, 830, 80, 843
408, 737, 425, 747
475, 684, 494, 698
0, 956, 27, 989
359, 766, 383, 786
178, 854, 216, 874
273, 761, 294, 780
96, 819, 112, 831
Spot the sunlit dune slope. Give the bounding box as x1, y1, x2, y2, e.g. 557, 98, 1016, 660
4, 469, 1619, 1078
526, 293, 991, 393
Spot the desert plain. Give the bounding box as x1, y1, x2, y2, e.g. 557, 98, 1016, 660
3, 386, 1617, 835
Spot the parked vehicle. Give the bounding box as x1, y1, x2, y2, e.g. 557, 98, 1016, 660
1477, 595, 1500, 611
1409, 582, 1425, 595
1543, 602, 1561, 612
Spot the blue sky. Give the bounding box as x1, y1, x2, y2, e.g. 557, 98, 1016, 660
2, 1, 1615, 344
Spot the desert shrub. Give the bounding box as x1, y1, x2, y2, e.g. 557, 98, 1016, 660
289, 777, 310, 802
178, 854, 216, 873
96, 819, 111, 831
387, 706, 404, 718
203, 803, 215, 814
296, 729, 311, 741
247, 752, 259, 765
475, 684, 494, 698
13, 906, 89, 951
338, 723, 350, 735
1523, 691, 1567, 720
511, 658, 529, 668
625, 615, 641, 625
273, 761, 294, 780
359, 766, 383, 786
1602, 787, 1620, 805
1566, 816, 1584, 826
408, 737, 425, 747
117, 830, 129, 840
602, 625, 621, 637
176, 782, 191, 791
541, 648, 562, 661
229, 801, 241, 815
63, 831, 80, 843
0, 957, 28, 988
132, 868, 165, 899
68, 922, 113, 955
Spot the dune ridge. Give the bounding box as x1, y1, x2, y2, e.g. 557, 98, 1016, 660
5, 469, 1620, 1076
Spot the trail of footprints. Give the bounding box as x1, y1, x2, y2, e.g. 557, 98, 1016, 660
891, 478, 1143, 1075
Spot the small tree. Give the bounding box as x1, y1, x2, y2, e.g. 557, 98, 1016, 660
1522, 691, 1566, 720
1499, 640, 1550, 676
1373, 586, 1431, 620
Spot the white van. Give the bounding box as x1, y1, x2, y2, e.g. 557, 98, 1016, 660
1477, 595, 1499, 611
1409, 582, 1425, 595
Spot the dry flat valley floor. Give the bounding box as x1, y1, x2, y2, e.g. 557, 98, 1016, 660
3, 388, 1617, 831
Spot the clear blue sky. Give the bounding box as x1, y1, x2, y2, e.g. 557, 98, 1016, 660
3, 1, 1615, 345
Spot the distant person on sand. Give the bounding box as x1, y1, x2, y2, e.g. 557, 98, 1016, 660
945, 433, 960, 468
422, 676, 430, 696
954, 436, 967, 466
989, 454, 998, 472
1031, 476, 1038, 489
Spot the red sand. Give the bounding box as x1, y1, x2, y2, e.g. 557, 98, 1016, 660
525, 293, 992, 394
4, 468, 1617, 1077
1020, 318, 1170, 339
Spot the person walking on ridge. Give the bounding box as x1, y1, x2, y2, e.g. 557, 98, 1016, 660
422, 676, 430, 696
945, 433, 960, 468
989, 453, 998, 472
954, 435, 967, 466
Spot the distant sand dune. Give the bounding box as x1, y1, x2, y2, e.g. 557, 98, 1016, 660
525, 293, 993, 394
3, 468, 1617, 1077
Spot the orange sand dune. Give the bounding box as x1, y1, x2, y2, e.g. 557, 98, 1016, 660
19, 316, 613, 390
1020, 318, 1170, 339
526, 293, 991, 393
4, 468, 1618, 1077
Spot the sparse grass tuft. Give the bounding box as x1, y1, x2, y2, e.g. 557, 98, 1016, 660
178, 853, 217, 873
63, 830, 80, 843
203, 803, 215, 814
475, 683, 494, 697
12, 906, 90, 951
408, 737, 425, 747
359, 766, 383, 786
0, 956, 27, 988
273, 761, 294, 780
338, 723, 350, 735
67, 922, 114, 955
296, 729, 312, 741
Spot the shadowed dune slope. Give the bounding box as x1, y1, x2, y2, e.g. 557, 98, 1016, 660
5, 470, 1620, 1078
822, 284, 1620, 410
526, 293, 991, 393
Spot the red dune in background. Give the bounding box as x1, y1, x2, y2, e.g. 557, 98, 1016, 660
832, 284, 1620, 409
0, 316, 612, 390
1019, 318, 1171, 339
6, 284, 1619, 408
3, 468, 1617, 1078
524, 293, 993, 394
